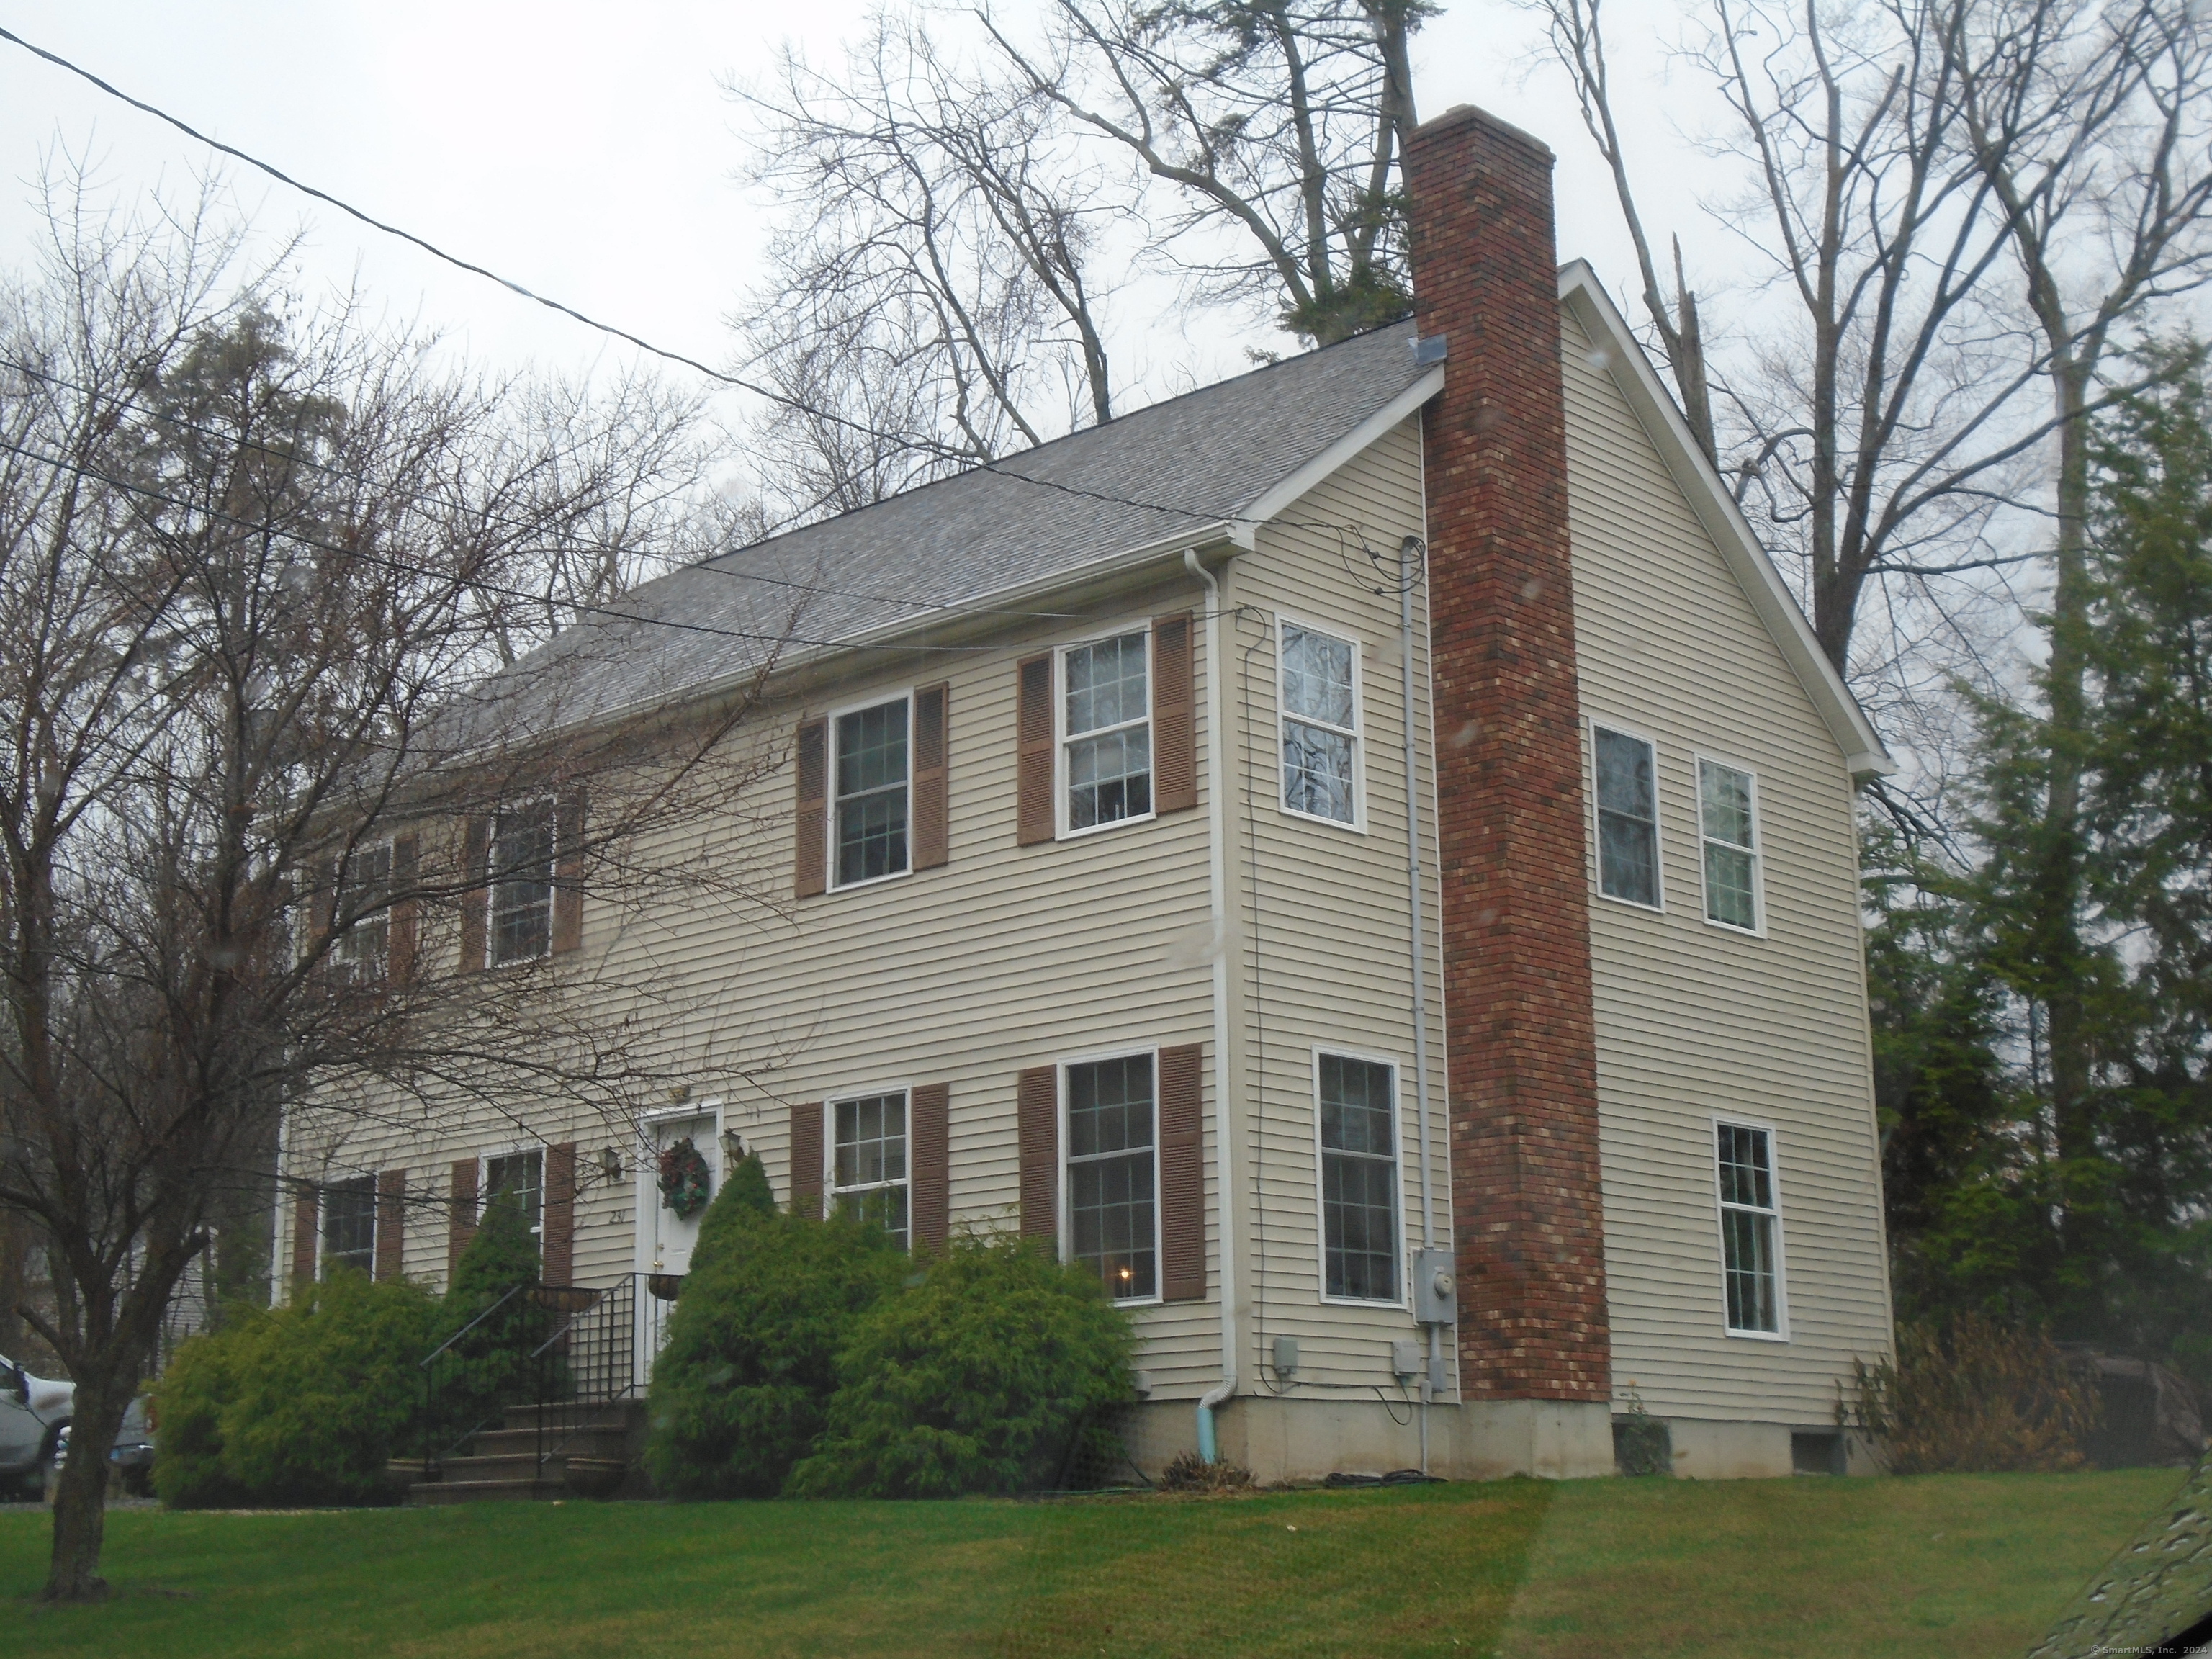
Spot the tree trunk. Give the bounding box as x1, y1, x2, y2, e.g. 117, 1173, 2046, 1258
42, 1374, 133, 1602
2041, 356, 2095, 1168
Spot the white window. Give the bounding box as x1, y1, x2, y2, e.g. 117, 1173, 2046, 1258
321, 1175, 377, 1276
1064, 1053, 1158, 1300
1061, 631, 1152, 834
832, 697, 910, 888
483, 1148, 544, 1240
332, 842, 394, 979
1316, 1053, 1400, 1302
1715, 1122, 1785, 1336
490, 799, 555, 965
1591, 726, 1660, 908
1697, 758, 1762, 932
1279, 619, 1362, 827
830, 1092, 909, 1249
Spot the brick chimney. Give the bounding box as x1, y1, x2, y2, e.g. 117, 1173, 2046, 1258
1406, 106, 1611, 1406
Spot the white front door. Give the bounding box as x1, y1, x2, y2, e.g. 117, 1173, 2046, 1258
643, 1111, 721, 1277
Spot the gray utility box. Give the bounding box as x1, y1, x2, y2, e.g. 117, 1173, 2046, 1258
1412, 1247, 1457, 1326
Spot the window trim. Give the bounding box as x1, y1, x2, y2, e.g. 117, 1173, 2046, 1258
1054, 624, 1158, 842
1309, 1046, 1408, 1309
477, 1142, 548, 1241
318, 1171, 379, 1277
331, 840, 397, 979
1710, 1114, 1791, 1341
824, 686, 917, 894
1693, 752, 1766, 937
1274, 612, 1368, 834
486, 795, 559, 968
1057, 1042, 1164, 1307
1587, 718, 1665, 914
822, 1084, 915, 1251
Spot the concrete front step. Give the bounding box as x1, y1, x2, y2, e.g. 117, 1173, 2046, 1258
499, 1403, 632, 1434
469, 1427, 628, 1461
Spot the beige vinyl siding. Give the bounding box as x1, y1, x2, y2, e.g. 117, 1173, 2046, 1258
1560, 305, 1892, 1424
1231, 416, 1455, 1396
288, 570, 1229, 1392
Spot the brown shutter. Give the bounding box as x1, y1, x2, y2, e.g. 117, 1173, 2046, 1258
1016, 653, 1056, 845
458, 818, 490, 971
542, 1143, 577, 1283
789, 1102, 824, 1218
374, 1169, 406, 1282
794, 718, 828, 898
1153, 611, 1197, 814
387, 836, 419, 984
448, 1159, 479, 1278
1017, 1065, 1058, 1242
912, 683, 949, 871
1158, 1043, 1207, 1301
910, 1083, 950, 1253
551, 793, 585, 954
291, 1190, 318, 1299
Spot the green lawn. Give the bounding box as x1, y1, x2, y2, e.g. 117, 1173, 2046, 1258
0, 1467, 2182, 1658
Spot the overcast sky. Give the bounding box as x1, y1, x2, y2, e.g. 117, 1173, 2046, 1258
0, 1, 1714, 428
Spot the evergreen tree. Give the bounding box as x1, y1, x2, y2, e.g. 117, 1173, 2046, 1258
433, 1189, 550, 1439
688, 1150, 776, 1276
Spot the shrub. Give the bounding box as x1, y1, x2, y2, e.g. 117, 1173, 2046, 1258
1159, 1451, 1254, 1493
1843, 1314, 2101, 1473
688, 1150, 776, 1275
431, 1187, 551, 1444
788, 1232, 1135, 1498
644, 1209, 904, 1498
153, 1269, 444, 1507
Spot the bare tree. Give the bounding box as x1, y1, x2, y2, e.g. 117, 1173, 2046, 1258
732, 10, 1136, 522
0, 176, 774, 1600
990, 0, 1428, 346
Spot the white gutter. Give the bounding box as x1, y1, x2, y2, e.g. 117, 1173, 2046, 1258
1184, 548, 1239, 1462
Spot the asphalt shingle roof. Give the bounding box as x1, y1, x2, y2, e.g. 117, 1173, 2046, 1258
503, 318, 1425, 730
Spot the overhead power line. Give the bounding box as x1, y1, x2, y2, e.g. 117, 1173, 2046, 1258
0, 24, 1388, 538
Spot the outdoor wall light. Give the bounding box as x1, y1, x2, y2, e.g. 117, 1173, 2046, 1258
597, 1147, 622, 1182
719, 1128, 746, 1164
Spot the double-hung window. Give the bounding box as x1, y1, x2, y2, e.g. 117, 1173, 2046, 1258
1592, 727, 1660, 908
484, 1148, 544, 1240
831, 1092, 909, 1249
1066, 1054, 1157, 1300
834, 698, 909, 887
1716, 1122, 1784, 1336
333, 842, 394, 979
490, 800, 555, 965
322, 1175, 377, 1276
1697, 759, 1762, 931
1062, 632, 1151, 832
1280, 620, 1360, 826
1316, 1053, 1399, 1301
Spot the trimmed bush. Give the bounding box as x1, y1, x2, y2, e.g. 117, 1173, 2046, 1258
788, 1232, 1135, 1498
153, 1269, 444, 1507
688, 1150, 776, 1275
644, 1209, 905, 1498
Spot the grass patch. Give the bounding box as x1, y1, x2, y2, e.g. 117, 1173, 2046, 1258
0, 1467, 2180, 1658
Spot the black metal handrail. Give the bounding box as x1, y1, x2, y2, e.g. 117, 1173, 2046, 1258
418, 1282, 532, 1467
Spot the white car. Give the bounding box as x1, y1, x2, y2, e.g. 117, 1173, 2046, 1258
0, 1354, 73, 1497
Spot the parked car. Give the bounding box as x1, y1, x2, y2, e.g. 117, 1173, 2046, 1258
0, 1353, 72, 1498
107, 1396, 156, 1496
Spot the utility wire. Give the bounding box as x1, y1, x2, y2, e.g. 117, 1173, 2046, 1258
0, 24, 1396, 539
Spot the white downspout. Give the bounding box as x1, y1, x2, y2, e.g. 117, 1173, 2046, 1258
1401, 537, 1437, 1475
1186, 548, 1238, 1462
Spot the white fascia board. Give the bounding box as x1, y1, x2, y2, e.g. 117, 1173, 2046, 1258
1228, 366, 1447, 547
1557, 262, 1893, 778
